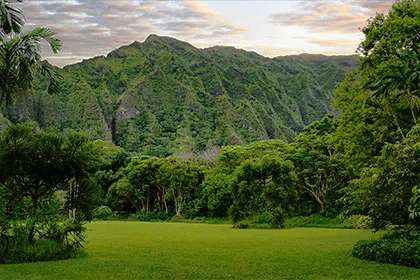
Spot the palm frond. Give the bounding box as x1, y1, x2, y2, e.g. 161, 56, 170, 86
0, 26, 62, 105
0, 0, 24, 36
39, 62, 62, 95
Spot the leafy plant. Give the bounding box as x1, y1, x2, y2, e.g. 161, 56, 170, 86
353, 238, 420, 268
93, 206, 113, 220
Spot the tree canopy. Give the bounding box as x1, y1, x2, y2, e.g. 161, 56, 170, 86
0, 124, 100, 263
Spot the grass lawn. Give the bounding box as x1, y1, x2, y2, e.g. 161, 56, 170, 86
1, 221, 420, 279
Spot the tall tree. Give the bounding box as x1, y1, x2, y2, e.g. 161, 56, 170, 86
230, 155, 297, 227
333, 0, 420, 175
333, 0, 420, 230
291, 115, 346, 213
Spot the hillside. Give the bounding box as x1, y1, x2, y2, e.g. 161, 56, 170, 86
1, 35, 359, 156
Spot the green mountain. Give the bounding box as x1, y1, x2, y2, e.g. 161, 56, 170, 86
1, 35, 359, 156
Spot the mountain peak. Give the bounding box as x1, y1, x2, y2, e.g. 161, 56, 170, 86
4, 36, 359, 156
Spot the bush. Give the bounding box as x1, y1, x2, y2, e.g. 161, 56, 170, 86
0, 220, 86, 264
232, 213, 281, 229
284, 214, 373, 229
156, 211, 173, 221
5, 239, 69, 264
347, 215, 373, 229
93, 205, 113, 220
1, 231, 81, 265
136, 210, 173, 221
353, 238, 420, 268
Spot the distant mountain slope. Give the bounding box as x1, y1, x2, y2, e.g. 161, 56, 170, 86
1, 35, 359, 156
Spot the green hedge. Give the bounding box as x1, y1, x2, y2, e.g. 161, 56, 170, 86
353, 238, 420, 268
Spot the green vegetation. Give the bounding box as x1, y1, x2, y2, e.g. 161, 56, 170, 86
285, 214, 372, 229
0, 35, 358, 154
0, 0, 61, 105
331, 0, 420, 265
2, 222, 420, 280
2, 0, 420, 271
353, 238, 420, 268
0, 124, 99, 263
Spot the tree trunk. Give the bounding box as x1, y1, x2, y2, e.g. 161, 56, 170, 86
28, 196, 38, 243
263, 179, 268, 213
173, 189, 180, 216
163, 194, 168, 212
315, 196, 325, 213
304, 186, 325, 213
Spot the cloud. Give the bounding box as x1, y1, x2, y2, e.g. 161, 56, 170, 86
297, 35, 358, 50
20, 0, 246, 67
267, 0, 395, 48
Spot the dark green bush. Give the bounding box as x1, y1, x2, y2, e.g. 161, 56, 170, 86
234, 222, 249, 229
136, 211, 173, 221
156, 211, 173, 221
5, 239, 69, 264
232, 213, 281, 229
1, 230, 82, 265
353, 238, 420, 268
0, 220, 86, 264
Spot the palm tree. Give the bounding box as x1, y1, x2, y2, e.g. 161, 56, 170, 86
367, 49, 420, 141
0, 0, 61, 105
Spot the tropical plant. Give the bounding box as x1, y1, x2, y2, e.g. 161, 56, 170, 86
0, 0, 61, 105
0, 123, 100, 263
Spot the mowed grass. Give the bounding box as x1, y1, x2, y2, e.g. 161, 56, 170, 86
1, 222, 420, 279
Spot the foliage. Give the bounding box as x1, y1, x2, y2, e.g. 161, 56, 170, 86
0, 124, 99, 263
92, 140, 129, 199
92, 206, 113, 220
230, 155, 297, 227
329, 1, 420, 269
1, 34, 358, 153
136, 210, 173, 221
200, 171, 232, 218
106, 178, 137, 215
353, 237, 420, 268
333, 0, 420, 175
357, 0, 420, 131
122, 156, 206, 217
0, 0, 61, 105
284, 214, 372, 229
218, 139, 291, 171
291, 115, 347, 214
332, 0, 420, 234
343, 126, 420, 230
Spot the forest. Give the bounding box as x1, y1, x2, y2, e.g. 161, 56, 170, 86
1, 0, 420, 275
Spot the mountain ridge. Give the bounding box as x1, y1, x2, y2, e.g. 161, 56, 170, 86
1, 35, 359, 156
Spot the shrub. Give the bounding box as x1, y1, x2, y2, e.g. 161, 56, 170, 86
0, 219, 86, 264
353, 238, 420, 268
136, 210, 173, 221
156, 211, 173, 221
5, 239, 69, 264
232, 212, 281, 229
234, 222, 249, 229
348, 215, 373, 229
284, 214, 373, 229
93, 205, 113, 220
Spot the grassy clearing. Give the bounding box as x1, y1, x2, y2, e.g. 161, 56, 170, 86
1, 221, 420, 279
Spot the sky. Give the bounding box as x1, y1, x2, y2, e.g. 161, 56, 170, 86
20, 0, 395, 67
